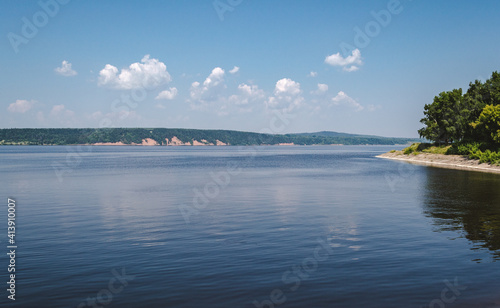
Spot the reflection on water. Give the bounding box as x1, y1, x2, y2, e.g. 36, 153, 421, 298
422, 167, 500, 261
3, 146, 500, 307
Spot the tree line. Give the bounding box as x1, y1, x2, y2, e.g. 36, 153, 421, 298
418, 71, 500, 164
0, 128, 417, 146
419, 71, 500, 144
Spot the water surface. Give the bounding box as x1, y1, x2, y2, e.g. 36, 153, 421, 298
0, 145, 499, 307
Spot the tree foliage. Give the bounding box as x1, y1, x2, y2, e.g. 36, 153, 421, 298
0, 128, 419, 146
471, 104, 500, 144
418, 89, 464, 144
419, 71, 500, 145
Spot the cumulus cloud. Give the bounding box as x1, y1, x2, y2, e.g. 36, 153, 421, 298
343, 65, 360, 72
203, 67, 225, 87
229, 66, 240, 74
42, 104, 78, 126
309, 71, 318, 77
155, 87, 178, 100
98, 55, 171, 90
228, 83, 265, 106
331, 91, 363, 111
325, 49, 363, 72
189, 67, 226, 104
266, 78, 303, 112
275, 78, 301, 95
7, 99, 36, 113
50, 104, 75, 117
55, 60, 77, 76
189, 67, 267, 115
314, 83, 329, 94
238, 83, 264, 98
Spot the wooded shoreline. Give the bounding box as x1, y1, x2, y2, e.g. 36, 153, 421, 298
0, 128, 419, 146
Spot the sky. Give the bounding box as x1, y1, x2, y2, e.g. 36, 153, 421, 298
1, 0, 500, 138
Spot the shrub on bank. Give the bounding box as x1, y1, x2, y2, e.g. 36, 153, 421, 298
447, 142, 500, 165
402, 142, 500, 165
402, 143, 450, 155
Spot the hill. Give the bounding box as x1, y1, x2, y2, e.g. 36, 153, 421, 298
0, 128, 419, 146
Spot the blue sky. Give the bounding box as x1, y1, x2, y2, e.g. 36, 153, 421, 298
1, 0, 500, 137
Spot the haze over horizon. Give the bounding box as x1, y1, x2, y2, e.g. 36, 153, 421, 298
2, 0, 500, 138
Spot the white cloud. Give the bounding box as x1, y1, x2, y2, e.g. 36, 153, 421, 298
50, 104, 75, 117
316, 83, 329, 94
266, 78, 303, 112
189, 67, 226, 103
189, 67, 267, 115
325, 49, 363, 72
229, 66, 240, 74
203, 67, 225, 87
366, 104, 382, 112
98, 55, 171, 90
55, 60, 77, 76
155, 87, 178, 100
228, 83, 265, 106
45, 104, 77, 126
238, 83, 264, 98
275, 78, 301, 95
343, 65, 360, 72
308, 84, 331, 112
7, 99, 36, 113
332, 91, 363, 111
309, 71, 318, 77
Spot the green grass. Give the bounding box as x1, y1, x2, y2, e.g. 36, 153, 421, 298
402, 143, 451, 155
401, 142, 500, 165
447, 142, 500, 165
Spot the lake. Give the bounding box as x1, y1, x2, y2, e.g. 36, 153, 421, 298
1, 145, 499, 308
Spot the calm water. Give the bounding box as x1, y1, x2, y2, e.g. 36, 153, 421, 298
0, 145, 499, 308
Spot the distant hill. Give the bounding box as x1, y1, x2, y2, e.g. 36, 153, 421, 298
0, 128, 420, 146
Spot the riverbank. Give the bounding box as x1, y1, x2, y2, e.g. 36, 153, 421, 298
377, 151, 500, 174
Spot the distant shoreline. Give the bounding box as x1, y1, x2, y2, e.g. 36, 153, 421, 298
0, 142, 350, 147
0, 142, 413, 147
377, 151, 500, 174
0, 128, 420, 146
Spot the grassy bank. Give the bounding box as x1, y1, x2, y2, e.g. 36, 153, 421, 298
400, 142, 500, 165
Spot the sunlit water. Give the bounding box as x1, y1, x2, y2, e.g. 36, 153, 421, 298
0, 145, 499, 308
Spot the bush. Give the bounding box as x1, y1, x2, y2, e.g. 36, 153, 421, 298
403, 143, 449, 155
447, 141, 500, 164
403, 143, 420, 154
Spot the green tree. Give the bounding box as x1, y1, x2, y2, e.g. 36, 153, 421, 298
418, 89, 464, 144
485, 71, 500, 105
471, 104, 500, 144
462, 80, 489, 140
